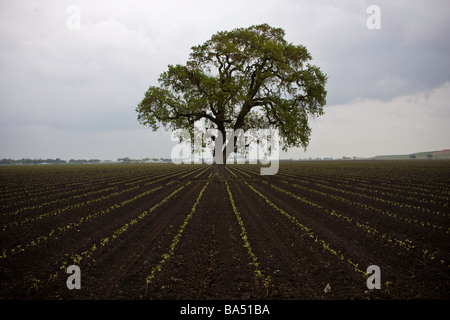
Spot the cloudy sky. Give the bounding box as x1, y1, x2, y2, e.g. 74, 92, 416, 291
0, 0, 449, 160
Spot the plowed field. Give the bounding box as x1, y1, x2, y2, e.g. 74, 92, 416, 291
0, 161, 449, 300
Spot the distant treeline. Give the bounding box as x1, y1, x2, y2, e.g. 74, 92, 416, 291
0, 158, 101, 165
68, 159, 101, 164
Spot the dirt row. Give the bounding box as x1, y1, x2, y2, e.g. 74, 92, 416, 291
229, 165, 450, 299
0, 166, 205, 299
0, 162, 449, 299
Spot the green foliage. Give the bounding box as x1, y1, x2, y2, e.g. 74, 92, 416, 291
136, 24, 327, 154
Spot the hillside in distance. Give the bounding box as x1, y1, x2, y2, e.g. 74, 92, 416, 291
372, 149, 450, 160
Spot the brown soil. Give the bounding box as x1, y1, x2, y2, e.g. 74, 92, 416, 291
0, 162, 449, 300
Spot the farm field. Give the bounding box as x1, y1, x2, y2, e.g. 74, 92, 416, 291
0, 160, 449, 300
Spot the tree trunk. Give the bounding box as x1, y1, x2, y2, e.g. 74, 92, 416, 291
211, 131, 227, 178
212, 162, 225, 177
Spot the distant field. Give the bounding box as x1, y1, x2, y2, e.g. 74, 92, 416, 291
0, 161, 449, 299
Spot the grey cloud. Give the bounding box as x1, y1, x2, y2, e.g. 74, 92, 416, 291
0, 0, 449, 159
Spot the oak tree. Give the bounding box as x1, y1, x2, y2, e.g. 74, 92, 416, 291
136, 24, 327, 175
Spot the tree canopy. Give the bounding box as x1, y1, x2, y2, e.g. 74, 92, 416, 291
136, 23, 327, 165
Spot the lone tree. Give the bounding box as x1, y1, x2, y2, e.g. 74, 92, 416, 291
136, 24, 327, 176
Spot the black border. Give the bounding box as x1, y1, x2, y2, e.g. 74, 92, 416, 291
2, 299, 447, 319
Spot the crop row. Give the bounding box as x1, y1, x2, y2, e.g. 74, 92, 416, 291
266, 181, 415, 250
0, 165, 152, 200
1, 183, 167, 260
314, 182, 446, 217
2, 166, 210, 260
1, 166, 205, 231
227, 166, 448, 296
239, 178, 368, 278
145, 178, 210, 291
228, 166, 365, 295
279, 169, 449, 209
0, 165, 192, 212
231, 165, 449, 266
278, 163, 449, 201
287, 180, 448, 234
2, 162, 446, 299
234, 165, 449, 234
25, 168, 210, 295
1, 185, 119, 216
225, 169, 271, 293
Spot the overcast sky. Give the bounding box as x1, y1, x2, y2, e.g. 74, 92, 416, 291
0, 0, 449, 160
